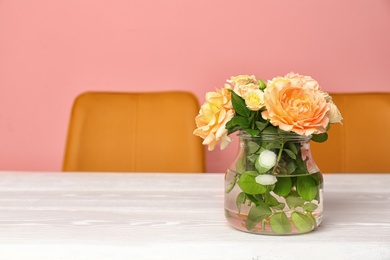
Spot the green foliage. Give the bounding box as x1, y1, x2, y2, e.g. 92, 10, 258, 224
230, 90, 250, 117
286, 194, 305, 208
263, 192, 280, 206
225, 86, 332, 145
235, 156, 245, 173
270, 212, 292, 234
226, 89, 275, 136
255, 120, 269, 131
225, 125, 323, 234
231, 171, 321, 234
236, 192, 246, 213
303, 203, 318, 212
291, 211, 316, 233
311, 132, 328, 143
273, 177, 292, 197
283, 149, 296, 159
237, 172, 267, 195
247, 141, 260, 154
245, 204, 272, 231
297, 175, 318, 202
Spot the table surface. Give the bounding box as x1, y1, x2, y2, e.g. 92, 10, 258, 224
0, 171, 389, 260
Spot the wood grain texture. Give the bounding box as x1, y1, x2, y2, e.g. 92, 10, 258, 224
0, 171, 389, 259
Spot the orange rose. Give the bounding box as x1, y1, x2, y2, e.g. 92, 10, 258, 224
262, 73, 330, 136
193, 87, 234, 150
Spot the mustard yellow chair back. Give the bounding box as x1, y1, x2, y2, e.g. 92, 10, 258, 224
311, 93, 390, 173
63, 91, 205, 172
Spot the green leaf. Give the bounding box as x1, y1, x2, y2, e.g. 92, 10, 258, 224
270, 212, 292, 234
293, 154, 308, 175
291, 211, 315, 233
236, 192, 246, 213
278, 167, 288, 175
266, 141, 282, 150
262, 126, 277, 134
286, 141, 298, 155
286, 195, 305, 209
303, 203, 318, 212
273, 177, 292, 197
230, 90, 250, 117
306, 212, 317, 226
311, 132, 328, 143
225, 117, 235, 128
247, 154, 258, 164
230, 116, 250, 128
263, 192, 279, 206
237, 172, 267, 194
245, 204, 272, 231
255, 120, 269, 131
285, 161, 297, 174
247, 141, 260, 154
283, 149, 297, 159
297, 175, 318, 202
235, 156, 245, 173
274, 202, 286, 210
245, 128, 260, 137
226, 124, 242, 135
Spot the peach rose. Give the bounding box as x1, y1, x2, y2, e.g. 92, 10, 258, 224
262, 73, 330, 136
285, 72, 320, 90
245, 89, 265, 111
193, 87, 234, 150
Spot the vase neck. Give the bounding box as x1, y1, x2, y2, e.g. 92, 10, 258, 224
237, 131, 311, 142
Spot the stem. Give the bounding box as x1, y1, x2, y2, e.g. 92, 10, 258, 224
272, 141, 285, 174
251, 111, 258, 129
261, 219, 266, 230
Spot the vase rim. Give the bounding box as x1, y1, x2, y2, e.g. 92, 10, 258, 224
237, 130, 312, 140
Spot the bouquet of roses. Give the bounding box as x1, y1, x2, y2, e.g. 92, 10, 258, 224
194, 72, 342, 151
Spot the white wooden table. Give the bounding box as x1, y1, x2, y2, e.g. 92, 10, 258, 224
0, 171, 389, 260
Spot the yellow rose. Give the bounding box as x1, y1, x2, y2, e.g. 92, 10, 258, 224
232, 83, 259, 99
262, 73, 330, 136
245, 89, 265, 111
193, 87, 234, 150
227, 75, 257, 87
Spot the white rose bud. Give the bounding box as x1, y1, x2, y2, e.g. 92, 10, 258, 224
258, 150, 277, 169
327, 101, 343, 124
255, 175, 277, 186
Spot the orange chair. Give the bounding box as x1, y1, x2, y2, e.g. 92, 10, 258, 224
63, 91, 205, 172
310, 93, 390, 173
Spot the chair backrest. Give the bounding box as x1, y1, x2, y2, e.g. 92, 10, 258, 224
63, 91, 205, 173
310, 93, 390, 173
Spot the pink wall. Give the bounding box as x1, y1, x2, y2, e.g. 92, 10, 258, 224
1, 0, 389, 173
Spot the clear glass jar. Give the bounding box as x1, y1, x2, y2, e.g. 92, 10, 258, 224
224, 131, 323, 235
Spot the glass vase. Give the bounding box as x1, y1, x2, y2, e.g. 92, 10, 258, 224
224, 131, 323, 235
